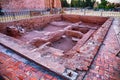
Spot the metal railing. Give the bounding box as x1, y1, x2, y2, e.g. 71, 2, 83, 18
0, 8, 61, 22
64, 8, 120, 17
0, 8, 120, 22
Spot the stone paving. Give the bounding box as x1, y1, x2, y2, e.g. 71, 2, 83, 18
84, 18, 120, 80
0, 50, 65, 80
0, 52, 59, 80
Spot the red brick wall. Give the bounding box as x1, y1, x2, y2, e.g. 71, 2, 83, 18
24, 0, 46, 10
1, 0, 61, 10
0, 14, 62, 33
44, 0, 61, 9
0, 14, 108, 34
1, 0, 25, 10
1, 0, 46, 10
62, 14, 108, 25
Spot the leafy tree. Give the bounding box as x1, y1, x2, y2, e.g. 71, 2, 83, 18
78, 0, 87, 8
97, 0, 115, 10
61, 0, 96, 8
71, 0, 80, 7
98, 0, 107, 9
86, 0, 92, 7
61, 0, 69, 7
105, 3, 115, 10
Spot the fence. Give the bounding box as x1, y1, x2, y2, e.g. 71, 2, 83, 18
0, 8, 61, 22
64, 8, 120, 17
0, 8, 120, 22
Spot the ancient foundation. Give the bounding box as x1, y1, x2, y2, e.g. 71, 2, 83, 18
0, 14, 113, 80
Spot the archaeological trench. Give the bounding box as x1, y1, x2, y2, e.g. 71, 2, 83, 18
0, 14, 119, 80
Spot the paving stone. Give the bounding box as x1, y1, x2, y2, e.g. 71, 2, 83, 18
0, 52, 59, 80
84, 18, 120, 80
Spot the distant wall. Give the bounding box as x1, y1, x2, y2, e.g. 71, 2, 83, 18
54, 0, 61, 8
44, 0, 61, 9
1, 0, 61, 11
1, 0, 45, 10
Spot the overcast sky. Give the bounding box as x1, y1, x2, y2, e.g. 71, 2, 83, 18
96, 0, 120, 3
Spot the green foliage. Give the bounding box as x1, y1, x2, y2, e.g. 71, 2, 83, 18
101, 0, 107, 6
61, 0, 96, 8
61, 0, 69, 7
98, 0, 107, 9
61, 0, 115, 11
97, 0, 115, 10
71, 0, 79, 7
86, 0, 94, 8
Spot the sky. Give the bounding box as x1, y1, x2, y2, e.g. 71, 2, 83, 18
96, 0, 120, 3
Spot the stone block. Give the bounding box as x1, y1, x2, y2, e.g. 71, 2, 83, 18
65, 30, 83, 39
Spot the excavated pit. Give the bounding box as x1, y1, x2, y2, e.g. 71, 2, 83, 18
41, 21, 72, 32
0, 14, 112, 80
49, 35, 77, 52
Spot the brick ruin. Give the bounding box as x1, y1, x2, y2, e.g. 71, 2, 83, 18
0, 0, 61, 10
0, 14, 118, 80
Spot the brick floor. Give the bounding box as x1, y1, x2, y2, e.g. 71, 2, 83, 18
84, 18, 120, 80
64, 18, 113, 71
0, 52, 61, 80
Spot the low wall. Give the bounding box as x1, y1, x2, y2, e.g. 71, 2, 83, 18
62, 14, 108, 25
0, 14, 109, 34
0, 14, 62, 33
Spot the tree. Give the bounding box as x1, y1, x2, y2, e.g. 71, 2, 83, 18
93, 1, 99, 9
61, 0, 69, 7
60, 0, 96, 8
71, 0, 79, 7
98, 0, 107, 9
